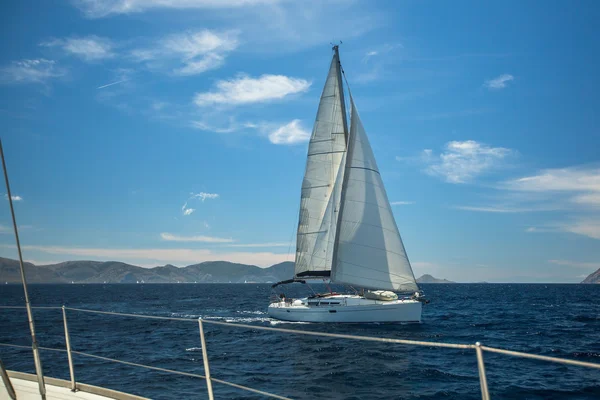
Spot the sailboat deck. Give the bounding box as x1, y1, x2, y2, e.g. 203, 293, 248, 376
1, 371, 147, 400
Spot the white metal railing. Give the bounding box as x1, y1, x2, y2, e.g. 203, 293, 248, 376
0, 305, 599, 400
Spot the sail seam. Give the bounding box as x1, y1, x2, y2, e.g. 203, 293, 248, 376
297, 230, 327, 235
349, 166, 380, 174
302, 184, 330, 189
309, 138, 335, 144
307, 151, 346, 156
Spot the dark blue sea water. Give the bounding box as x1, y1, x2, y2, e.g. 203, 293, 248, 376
0, 283, 599, 399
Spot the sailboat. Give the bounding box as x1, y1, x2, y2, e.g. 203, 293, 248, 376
268, 46, 424, 323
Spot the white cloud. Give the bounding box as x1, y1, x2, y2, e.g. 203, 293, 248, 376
41, 36, 115, 62
132, 30, 238, 76
180, 192, 218, 216
160, 232, 233, 243
423, 140, 513, 183
501, 167, 600, 207
73, 0, 279, 18
4, 194, 23, 201
561, 219, 600, 240
191, 192, 219, 201
191, 120, 240, 134
268, 120, 310, 145
484, 74, 514, 90
0, 59, 66, 85
548, 259, 600, 270
97, 79, 127, 89
226, 242, 289, 248
194, 74, 311, 106
7, 244, 287, 267
362, 50, 378, 63
390, 201, 414, 206
454, 205, 550, 213
182, 205, 195, 216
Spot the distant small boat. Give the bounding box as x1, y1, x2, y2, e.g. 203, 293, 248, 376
268, 46, 424, 323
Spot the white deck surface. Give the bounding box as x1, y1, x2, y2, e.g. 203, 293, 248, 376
1, 373, 146, 400
1, 377, 115, 400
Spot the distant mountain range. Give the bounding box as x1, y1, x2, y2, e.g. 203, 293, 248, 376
582, 268, 600, 284
0, 257, 293, 284
0, 257, 457, 285
415, 274, 455, 284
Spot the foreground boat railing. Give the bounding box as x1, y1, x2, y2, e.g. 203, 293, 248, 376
1, 306, 599, 400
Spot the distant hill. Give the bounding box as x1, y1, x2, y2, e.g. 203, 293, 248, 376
0, 257, 294, 284
581, 268, 600, 284
417, 274, 455, 284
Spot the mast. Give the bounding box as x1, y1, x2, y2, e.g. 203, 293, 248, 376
332, 45, 349, 144
0, 139, 46, 399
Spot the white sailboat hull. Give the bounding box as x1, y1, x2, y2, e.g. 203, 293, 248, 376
268, 295, 422, 323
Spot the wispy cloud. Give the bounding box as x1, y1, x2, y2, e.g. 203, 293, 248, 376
6, 244, 287, 267
560, 219, 600, 240
160, 232, 233, 243
4, 194, 23, 201
454, 205, 554, 213
191, 192, 219, 201
181, 204, 195, 216
194, 74, 311, 107
0, 59, 66, 85
391, 201, 414, 206
41, 35, 115, 62
73, 0, 279, 18
191, 119, 243, 134
500, 167, 600, 208
226, 242, 289, 248
180, 192, 219, 216
414, 108, 490, 121
97, 79, 127, 89
268, 120, 310, 145
484, 74, 514, 90
418, 140, 514, 184
548, 259, 600, 270
132, 30, 238, 76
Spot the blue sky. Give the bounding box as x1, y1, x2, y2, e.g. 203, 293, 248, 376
1, 0, 599, 282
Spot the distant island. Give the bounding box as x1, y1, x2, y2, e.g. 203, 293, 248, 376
0, 257, 459, 285
582, 268, 600, 284
416, 274, 455, 284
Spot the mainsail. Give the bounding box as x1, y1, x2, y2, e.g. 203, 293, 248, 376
330, 98, 419, 292
294, 49, 347, 278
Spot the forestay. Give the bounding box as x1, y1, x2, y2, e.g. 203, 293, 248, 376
294, 51, 347, 278
331, 99, 419, 292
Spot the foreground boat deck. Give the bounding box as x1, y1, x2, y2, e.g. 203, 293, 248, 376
1, 371, 147, 400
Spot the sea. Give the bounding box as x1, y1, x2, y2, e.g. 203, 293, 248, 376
0, 283, 599, 400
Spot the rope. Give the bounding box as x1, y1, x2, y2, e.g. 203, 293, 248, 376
65, 307, 197, 323
0, 306, 62, 310
0, 342, 291, 400
201, 320, 474, 349
70, 350, 292, 400
481, 346, 600, 370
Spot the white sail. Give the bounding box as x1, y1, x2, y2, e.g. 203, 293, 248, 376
308, 150, 346, 272
294, 51, 347, 277
331, 99, 419, 292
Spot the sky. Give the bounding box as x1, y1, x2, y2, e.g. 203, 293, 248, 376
0, 0, 599, 283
